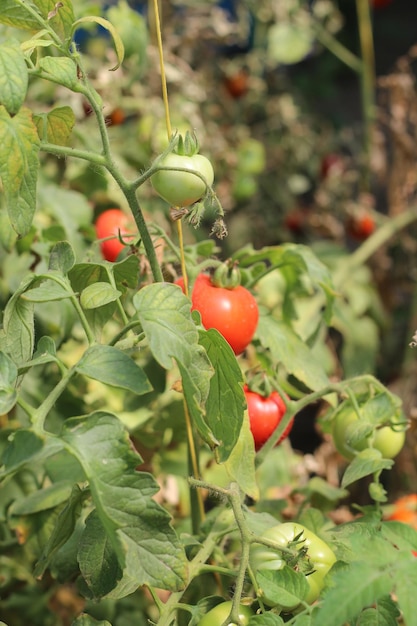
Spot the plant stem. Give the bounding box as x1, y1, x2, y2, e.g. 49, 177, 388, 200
31, 365, 77, 432
313, 20, 363, 73
356, 0, 376, 189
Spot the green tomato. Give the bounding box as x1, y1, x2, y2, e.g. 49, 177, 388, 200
198, 601, 253, 626
250, 522, 336, 610
331, 407, 406, 461
237, 138, 266, 175
151, 152, 214, 207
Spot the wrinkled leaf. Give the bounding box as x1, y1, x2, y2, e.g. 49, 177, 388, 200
0, 39, 28, 114
34, 106, 75, 146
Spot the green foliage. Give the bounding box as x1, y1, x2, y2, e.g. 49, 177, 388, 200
0, 1, 416, 625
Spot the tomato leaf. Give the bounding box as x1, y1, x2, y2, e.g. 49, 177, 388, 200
34, 106, 75, 146
248, 613, 285, 626
61, 412, 187, 598
2, 274, 38, 365
49, 241, 76, 274
0, 106, 40, 237
198, 328, 246, 462
0, 39, 28, 114
255, 314, 329, 392
356, 595, 400, 626
72, 615, 112, 626
133, 283, 217, 447
0, 352, 18, 413
38, 57, 78, 90
0, 429, 63, 479
256, 566, 309, 610
75, 345, 152, 396
341, 449, 393, 488
80, 283, 122, 309
224, 410, 258, 500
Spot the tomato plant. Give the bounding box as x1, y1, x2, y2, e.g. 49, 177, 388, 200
243, 385, 293, 450
95, 208, 136, 261
198, 601, 253, 626
331, 406, 406, 461
176, 273, 259, 355
151, 152, 214, 207
250, 522, 337, 610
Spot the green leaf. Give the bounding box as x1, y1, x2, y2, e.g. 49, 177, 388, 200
22, 278, 74, 302
112, 255, 141, 291
224, 410, 258, 500
257, 567, 309, 610
80, 283, 122, 309
9, 480, 73, 515
341, 449, 393, 488
256, 314, 329, 392
311, 561, 393, 626
49, 241, 76, 273
71, 16, 125, 71
34, 106, 75, 146
356, 596, 400, 626
198, 328, 246, 462
0, 106, 40, 237
0, 352, 18, 413
0, 1, 42, 30
37, 0, 75, 40
75, 345, 152, 395
33, 484, 85, 578
2, 274, 37, 365
0, 39, 28, 114
134, 284, 216, 447
38, 57, 78, 90
69, 264, 117, 334
62, 412, 187, 597
18, 336, 58, 374
394, 558, 417, 626
0, 430, 44, 478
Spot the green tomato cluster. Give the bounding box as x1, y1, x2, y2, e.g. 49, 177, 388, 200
198, 601, 253, 626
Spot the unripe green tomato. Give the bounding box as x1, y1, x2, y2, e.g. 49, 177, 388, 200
250, 522, 336, 610
331, 408, 406, 461
198, 601, 253, 626
151, 153, 214, 207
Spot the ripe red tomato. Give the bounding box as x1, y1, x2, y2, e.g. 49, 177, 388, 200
95, 208, 136, 262
346, 213, 375, 241
176, 274, 258, 355
244, 385, 293, 450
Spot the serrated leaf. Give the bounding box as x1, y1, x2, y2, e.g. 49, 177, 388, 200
71, 16, 124, 71
341, 449, 393, 488
311, 561, 392, 626
80, 283, 122, 309
62, 412, 187, 597
356, 595, 400, 626
75, 345, 152, 395
256, 315, 329, 392
198, 328, 246, 462
34, 106, 75, 146
38, 56, 78, 90
257, 567, 308, 610
0, 39, 28, 114
0, 106, 40, 236
0, 352, 18, 413
134, 284, 216, 446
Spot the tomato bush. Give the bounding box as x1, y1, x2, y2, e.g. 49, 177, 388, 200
244, 385, 293, 450
176, 273, 259, 355
250, 522, 337, 611
1, 2, 417, 626
95, 208, 136, 261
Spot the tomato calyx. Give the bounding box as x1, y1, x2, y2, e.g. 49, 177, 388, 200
212, 260, 241, 289
173, 130, 200, 157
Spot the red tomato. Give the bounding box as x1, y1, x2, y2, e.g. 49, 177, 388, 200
387, 494, 417, 529
244, 385, 293, 450
346, 213, 375, 241
95, 208, 136, 262
176, 274, 258, 355
224, 70, 249, 99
